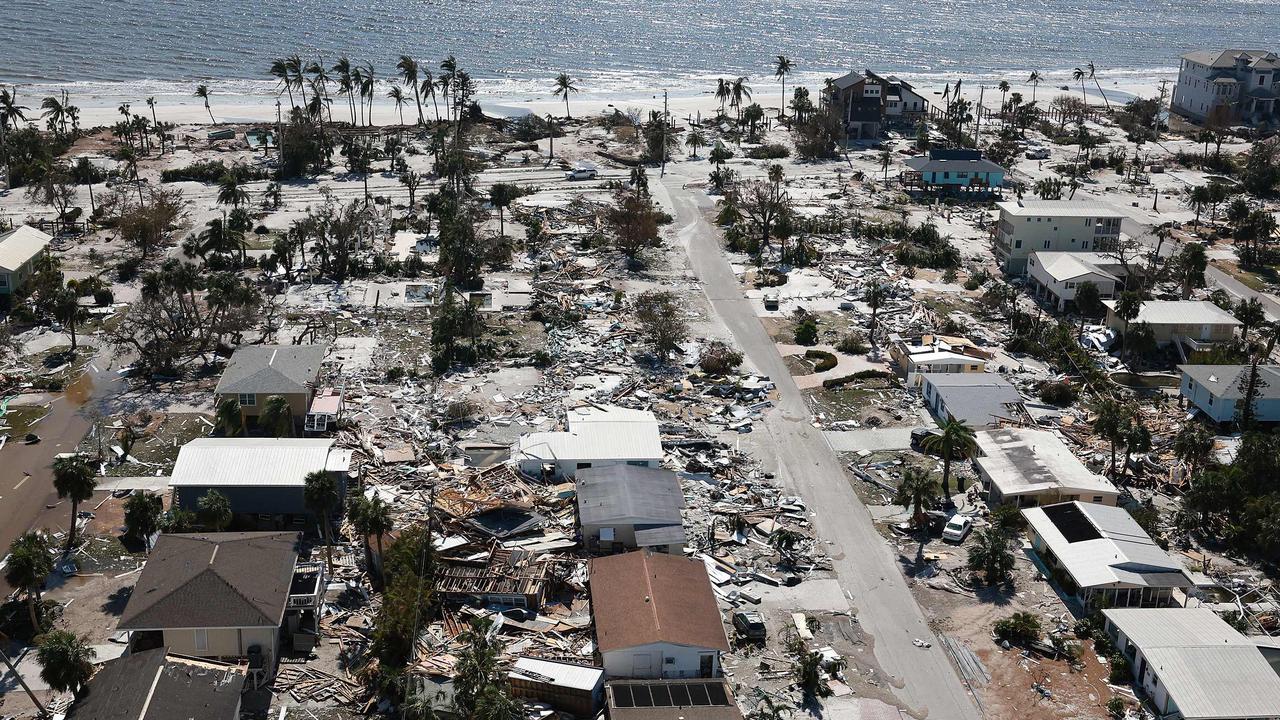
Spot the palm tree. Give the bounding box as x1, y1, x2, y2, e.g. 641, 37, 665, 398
270, 58, 294, 110
1118, 418, 1152, 482
1114, 290, 1144, 361
53, 455, 96, 552
194, 84, 215, 124
864, 282, 889, 348
397, 55, 425, 125
967, 527, 1015, 585
553, 72, 579, 119
216, 173, 248, 207
197, 490, 233, 531
715, 78, 732, 116
420, 70, 439, 122
894, 467, 940, 527
214, 397, 242, 436
489, 183, 520, 239
5, 532, 53, 630
349, 494, 394, 578
388, 85, 408, 125
36, 630, 94, 695
1027, 71, 1042, 104
879, 148, 892, 184
350, 64, 367, 126
1072, 67, 1089, 106
285, 54, 308, 111
1173, 422, 1213, 480
998, 80, 1010, 115
1, 86, 31, 182
1086, 62, 1111, 111
685, 127, 707, 158
362, 63, 376, 126
259, 394, 293, 437
304, 470, 340, 574
332, 56, 355, 124
922, 418, 978, 503
731, 77, 752, 125
41, 94, 68, 136
774, 55, 793, 119
1092, 398, 1128, 476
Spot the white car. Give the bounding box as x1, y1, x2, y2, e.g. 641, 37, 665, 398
1025, 147, 1050, 160
942, 515, 973, 543
565, 166, 598, 181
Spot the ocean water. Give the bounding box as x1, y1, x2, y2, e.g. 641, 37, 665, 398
3, 0, 1279, 100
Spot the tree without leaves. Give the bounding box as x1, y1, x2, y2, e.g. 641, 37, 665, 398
53, 455, 96, 551
26, 163, 78, 220
634, 290, 688, 360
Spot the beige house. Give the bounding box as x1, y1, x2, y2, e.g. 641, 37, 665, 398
214, 344, 327, 433
1026, 251, 1126, 311
888, 333, 990, 385
0, 225, 52, 296
1103, 300, 1240, 350
994, 200, 1125, 273
118, 532, 324, 672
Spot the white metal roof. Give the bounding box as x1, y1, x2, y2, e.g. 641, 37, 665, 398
1102, 300, 1241, 327
1029, 252, 1120, 283
1023, 502, 1192, 589
1104, 608, 1280, 719
996, 199, 1124, 218
509, 657, 604, 691
0, 225, 52, 272
514, 405, 663, 463
169, 438, 351, 488
975, 428, 1117, 498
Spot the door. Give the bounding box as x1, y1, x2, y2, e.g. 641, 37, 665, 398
699, 653, 714, 678
631, 653, 652, 677
1200, 324, 1211, 340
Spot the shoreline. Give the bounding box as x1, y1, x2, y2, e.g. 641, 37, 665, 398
4, 67, 1177, 129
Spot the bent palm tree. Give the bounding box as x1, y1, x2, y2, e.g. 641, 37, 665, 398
774, 55, 793, 118
1027, 70, 1042, 104
397, 55, 425, 124
1072, 67, 1088, 106
387, 85, 407, 125
194, 84, 215, 124
553, 72, 578, 118
1087, 61, 1110, 111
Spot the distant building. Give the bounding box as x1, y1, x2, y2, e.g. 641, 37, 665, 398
975, 428, 1119, 507
576, 465, 686, 554
513, 405, 664, 479
1103, 300, 1240, 352
1102, 608, 1280, 720
1178, 364, 1280, 423
827, 71, 883, 139
920, 373, 1025, 428
888, 333, 991, 385
214, 344, 328, 434
605, 679, 744, 720
994, 200, 1125, 274
0, 225, 52, 296
169, 438, 351, 521
902, 149, 1006, 196
590, 550, 729, 679
1026, 251, 1128, 311
65, 648, 246, 720
117, 532, 323, 672
1023, 502, 1195, 609
1172, 49, 1280, 127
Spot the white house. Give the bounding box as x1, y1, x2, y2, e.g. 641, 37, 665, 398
920, 373, 1025, 428
1172, 49, 1280, 127
1023, 502, 1195, 609
975, 428, 1119, 508
1026, 251, 1125, 311
994, 200, 1125, 273
0, 225, 52, 296
576, 465, 685, 554
1103, 608, 1280, 719
590, 550, 729, 680
513, 405, 663, 479
1179, 364, 1280, 424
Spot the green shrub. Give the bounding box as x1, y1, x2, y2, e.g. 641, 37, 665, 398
92, 288, 114, 306
993, 612, 1042, 646
805, 349, 837, 372
1038, 380, 1078, 406
160, 160, 269, 184
1106, 697, 1126, 719
852, 369, 893, 380
836, 332, 869, 355
1108, 653, 1132, 684
116, 257, 142, 282
794, 317, 819, 346
747, 143, 790, 159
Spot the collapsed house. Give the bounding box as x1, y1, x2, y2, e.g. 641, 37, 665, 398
974, 428, 1119, 507
435, 543, 554, 610
512, 405, 664, 479
888, 333, 989, 386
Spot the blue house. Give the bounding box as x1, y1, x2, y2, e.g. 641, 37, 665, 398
903, 149, 1006, 195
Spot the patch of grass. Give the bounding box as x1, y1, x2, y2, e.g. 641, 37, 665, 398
0, 405, 51, 436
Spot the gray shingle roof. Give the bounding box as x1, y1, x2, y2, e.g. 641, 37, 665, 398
576, 465, 684, 526
1179, 364, 1280, 401
66, 649, 245, 720
922, 373, 1023, 427
214, 344, 327, 396
118, 532, 300, 630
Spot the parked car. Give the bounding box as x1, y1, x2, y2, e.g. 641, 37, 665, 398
732, 610, 767, 641
1025, 147, 1050, 160
565, 163, 598, 181
942, 515, 973, 543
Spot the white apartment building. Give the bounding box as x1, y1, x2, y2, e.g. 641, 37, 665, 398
1172, 49, 1280, 126
994, 200, 1124, 274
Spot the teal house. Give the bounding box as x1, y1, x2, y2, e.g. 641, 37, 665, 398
903, 149, 1006, 196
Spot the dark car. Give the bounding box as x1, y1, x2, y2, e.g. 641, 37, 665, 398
732, 610, 767, 641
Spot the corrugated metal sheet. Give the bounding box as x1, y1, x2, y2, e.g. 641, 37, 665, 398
170, 438, 351, 488
0, 225, 50, 272
510, 657, 604, 692
1141, 646, 1280, 719
1024, 502, 1191, 589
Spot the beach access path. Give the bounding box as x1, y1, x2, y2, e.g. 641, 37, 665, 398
655, 169, 983, 720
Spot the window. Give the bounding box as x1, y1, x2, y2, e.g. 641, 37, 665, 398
1043, 240, 1051, 249
943, 172, 950, 179
1093, 496, 1103, 503
238, 393, 256, 407
957, 172, 969, 179
194, 629, 208, 652
576, 462, 592, 470
1015, 239, 1023, 249
0, 275, 8, 288
626, 460, 648, 467
1065, 282, 1077, 289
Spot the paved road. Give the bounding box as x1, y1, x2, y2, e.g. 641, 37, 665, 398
1205, 265, 1280, 322
656, 172, 981, 719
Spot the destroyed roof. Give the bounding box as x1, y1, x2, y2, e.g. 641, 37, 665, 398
436, 545, 551, 603
975, 428, 1117, 498
514, 405, 663, 464
590, 550, 729, 653
118, 532, 300, 630
65, 649, 246, 720
1103, 608, 1280, 719
996, 199, 1123, 218
576, 465, 684, 526
606, 680, 742, 720
0, 225, 52, 272
170, 438, 351, 488
509, 657, 604, 692
213, 343, 328, 396
1102, 300, 1241, 326
1023, 503, 1192, 589
1179, 364, 1280, 400
1029, 252, 1121, 283
921, 373, 1023, 427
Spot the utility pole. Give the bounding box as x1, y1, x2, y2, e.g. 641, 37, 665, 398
1154, 79, 1170, 141
660, 90, 669, 178
975, 85, 985, 147
546, 114, 555, 167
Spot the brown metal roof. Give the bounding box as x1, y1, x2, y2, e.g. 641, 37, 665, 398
589, 551, 729, 654
118, 532, 300, 630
